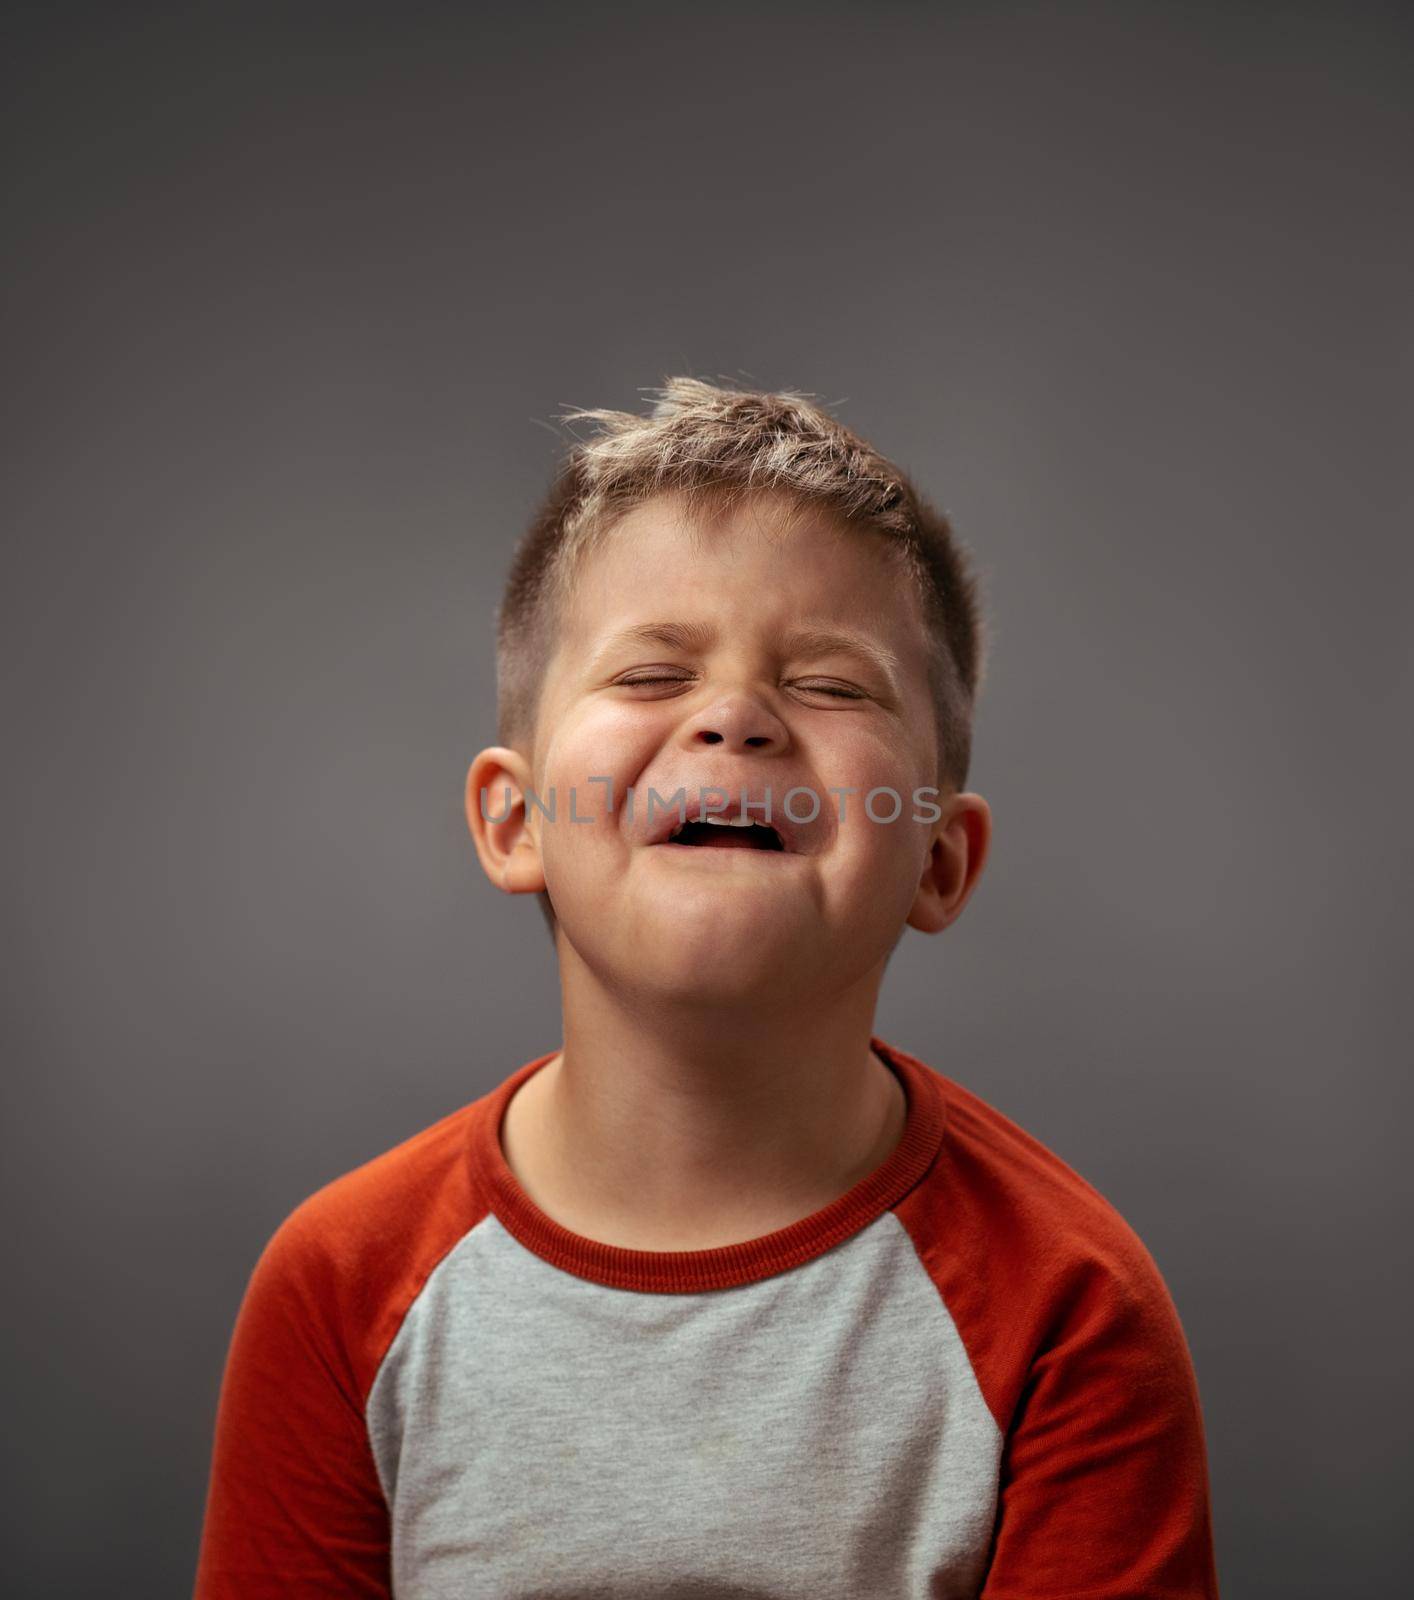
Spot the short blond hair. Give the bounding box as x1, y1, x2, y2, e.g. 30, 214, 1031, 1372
494, 376, 990, 934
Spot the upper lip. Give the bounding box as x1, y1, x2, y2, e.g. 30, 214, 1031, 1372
640, 785, 820, 854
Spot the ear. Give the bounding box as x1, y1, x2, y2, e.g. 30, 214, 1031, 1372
906, 791, 992, 935
464, 746, 548, 896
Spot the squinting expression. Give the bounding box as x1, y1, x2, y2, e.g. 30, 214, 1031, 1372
525, 490, 946, 1006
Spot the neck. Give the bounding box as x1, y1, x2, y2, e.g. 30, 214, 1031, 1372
499, 943, 907, 1252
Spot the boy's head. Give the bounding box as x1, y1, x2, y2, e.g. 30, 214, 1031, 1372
466, 377, 992, 1003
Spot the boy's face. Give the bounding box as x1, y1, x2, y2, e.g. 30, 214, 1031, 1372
477, 490, 978, 1004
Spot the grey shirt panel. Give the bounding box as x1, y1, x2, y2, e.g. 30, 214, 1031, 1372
366, 1209, 1001, 1600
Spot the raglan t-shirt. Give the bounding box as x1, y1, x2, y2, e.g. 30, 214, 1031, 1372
192, 1035, 1221, 1598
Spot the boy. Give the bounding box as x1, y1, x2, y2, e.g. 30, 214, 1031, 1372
194, 378, 1220, 1597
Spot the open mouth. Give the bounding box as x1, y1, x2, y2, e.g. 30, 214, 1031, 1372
664, 819, 786, 852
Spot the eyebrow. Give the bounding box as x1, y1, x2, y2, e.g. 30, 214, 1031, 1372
591, 620, 903, 688
785, 626, 903, 685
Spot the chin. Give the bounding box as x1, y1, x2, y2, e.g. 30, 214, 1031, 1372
639, 956, 793, 1010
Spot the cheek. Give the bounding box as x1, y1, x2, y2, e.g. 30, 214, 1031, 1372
544, 706, 658, 788
536, 715, 652, 872
817, 729, 922, 819
833, 809, 934, 940
828, 750, 935, 894
841, 802, 930, 884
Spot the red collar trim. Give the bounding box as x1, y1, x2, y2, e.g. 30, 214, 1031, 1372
469, 1035, 947, 1293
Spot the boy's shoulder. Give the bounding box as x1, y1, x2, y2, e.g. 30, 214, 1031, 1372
899, 1036, 1177, 1295
889, 1039, 1197, 1429
276, 1091, 492, 1267
926, 1051, 1151, 1238
235, 1081, 504, 1406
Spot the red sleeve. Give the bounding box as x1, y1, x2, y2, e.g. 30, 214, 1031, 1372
891, 1055, 1221, 1599
978, 1248, 1220, 1598
192, 1204, 392, 1598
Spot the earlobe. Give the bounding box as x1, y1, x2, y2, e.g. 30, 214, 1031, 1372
906, 792, 992, 936
464, 746, 547, 897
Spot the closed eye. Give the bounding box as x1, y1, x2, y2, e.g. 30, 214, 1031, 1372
615, 675, 868, 700
794, 681, 867, 699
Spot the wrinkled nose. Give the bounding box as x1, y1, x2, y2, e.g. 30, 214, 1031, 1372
682, 694, 789, 753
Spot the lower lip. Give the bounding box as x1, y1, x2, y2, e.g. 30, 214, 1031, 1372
651, 842, 799, 862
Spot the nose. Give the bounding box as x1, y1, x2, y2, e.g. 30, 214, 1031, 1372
680, 688, 790, 753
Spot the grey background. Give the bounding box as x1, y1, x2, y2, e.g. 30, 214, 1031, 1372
4, 2, 1409, 1595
